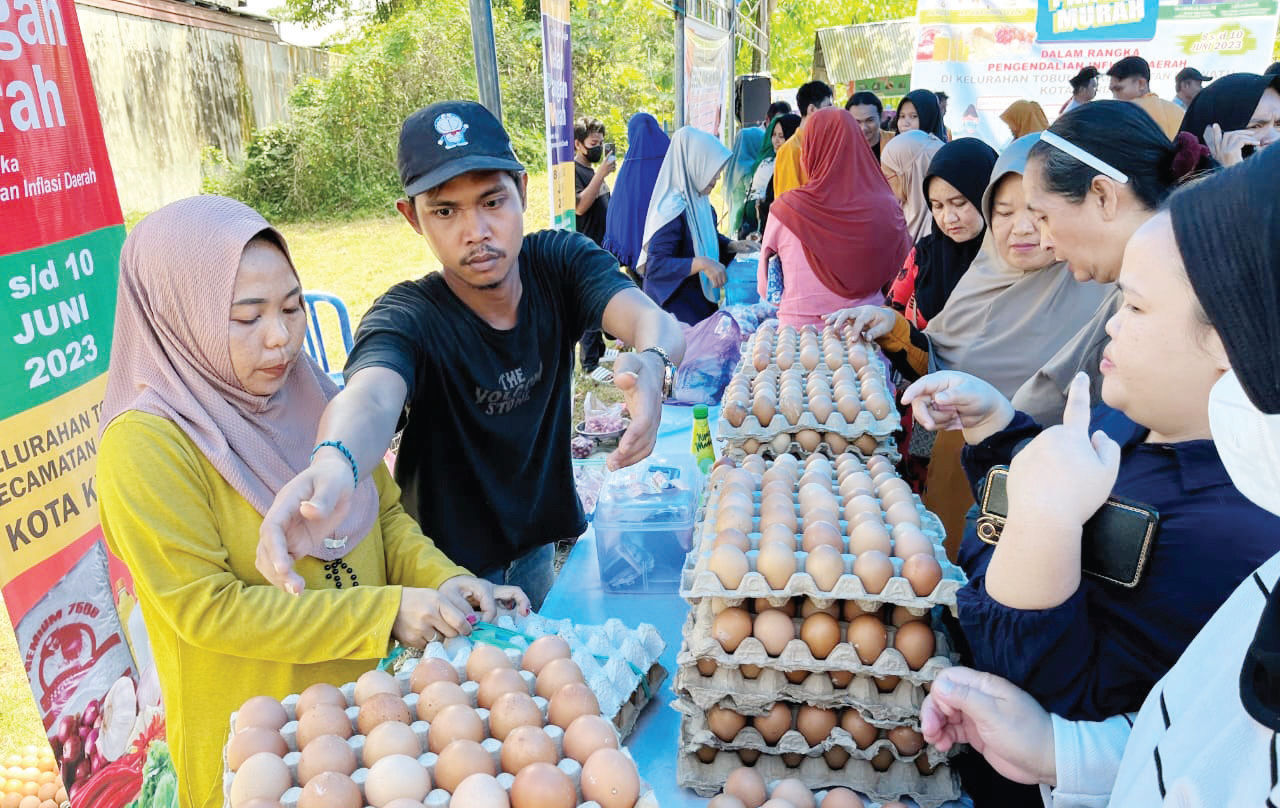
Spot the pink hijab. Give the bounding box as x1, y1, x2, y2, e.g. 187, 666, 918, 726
100, 195, 378, 560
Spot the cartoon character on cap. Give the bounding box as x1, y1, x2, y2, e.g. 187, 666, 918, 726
435, 112, 470, 150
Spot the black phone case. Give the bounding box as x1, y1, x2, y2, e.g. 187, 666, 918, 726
976, 466, 1159, 588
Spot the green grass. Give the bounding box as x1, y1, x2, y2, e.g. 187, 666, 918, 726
0, 170, 622, 759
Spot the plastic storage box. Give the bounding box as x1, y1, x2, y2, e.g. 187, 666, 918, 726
594, 454, 701, 593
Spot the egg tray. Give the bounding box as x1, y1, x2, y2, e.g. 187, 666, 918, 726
223, 685, 658, 808
675, 747, 961, 807
723, 435, 903, 464
672, 698, 954, 770
717, 372, 900, 443
677, 600, 959, 686
671, 661, 930, 725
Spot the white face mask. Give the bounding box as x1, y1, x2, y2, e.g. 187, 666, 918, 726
1208, 369, 1280, 518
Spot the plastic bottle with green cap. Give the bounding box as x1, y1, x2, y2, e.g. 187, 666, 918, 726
691, 404, 715, 473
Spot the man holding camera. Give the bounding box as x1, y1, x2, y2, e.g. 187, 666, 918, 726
574, 116, 616, 372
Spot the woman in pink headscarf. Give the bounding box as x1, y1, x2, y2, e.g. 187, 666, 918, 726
97, 195, 527, 808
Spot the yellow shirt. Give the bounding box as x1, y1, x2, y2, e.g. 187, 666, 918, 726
99, 411, 469, 808
772, 126, 807, 196
1133, 93, 1185, 140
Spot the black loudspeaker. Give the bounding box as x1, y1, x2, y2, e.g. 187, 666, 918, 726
736, 75, 772, 128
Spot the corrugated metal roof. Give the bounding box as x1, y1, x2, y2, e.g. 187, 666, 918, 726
813, 20, 915, 85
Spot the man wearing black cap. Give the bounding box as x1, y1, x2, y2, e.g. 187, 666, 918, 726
1107, 55, 1185, 138
1062, 66, 1099, 114
259, 101, 685, 609
1174, 66, 1210, 109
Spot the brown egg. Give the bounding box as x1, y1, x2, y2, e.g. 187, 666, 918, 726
708, 706, 748, 741
903, 553, 943, 596
417, 681, 469, 721
810, 396, 835, 425
891, 605, 930, 627
581, 748, 641, 808
297, 703, 353, 749
710, 796, 749, 808
428, 704, 485, 753
562, 714, 619, 764
824, 745, 852, 770
838, 473, 874, 499
227, 728, 287, 771
297, 682, 347, 717
836, 394, 862, 423
716, 504, 755, 536
363, 720, 421, 766
466, 644, 514, 684
298, 771, 362, 808
871, 747, 895, 771
849, 521, 892, 555
770, 779, 816, 808
434, 739, 495, 793
865, 454, 893, 475
714, 528, 753, 552
878, 484, 915, 510
829, 670, 854, 688
799, 612, 841, 659
757, 597, 796, 616
477, 667, 528, 709
759, 524, 798, 550
724, 767, 767, 808
547, 682, 600, 729
843, 491, 879, 517
761, 478, 794, 499
840, 709, 879, 748
487, 691, 543, 740
511, 762, 576, 808
756, 541, 798, 589
751, 701, 793, 744
235, 696, 288, 732
853, 434, 878, 455
760, 497, 799, 532
841, 599, 879, 621
799, 345, 820, 371
778, 396, 804, 426
865, 395, 893, 420
708, 544, 751, 589
801, 521, 842, 553
450, 773, 509, 807
804, 508, 841, 531
796, 429, 822, 452
743, 437, 762, 455
824, 788, 865, 808
696, 658, 718, 677
410, 658, 460, 694
847, 614, 888, 665
888, 726, 925, 756
799, 598, 839, 619
884, 500, 922, 528
798, 483, 836, 514
297, 733, 359, 784
359, 692, 412, 735
354, 670, 401, 706
712, 607, 754, 652
853, 550, 894, 594
752, 608, 797, 656
894, 621, 936, 670
876, 675, 902, 692
891, 526, 934, 560
795, 705, 837, 747
365, 755, 432, 806
500, 726, 557, 774
230, 752, 292, 806
761, 465, 796, 487
917, 756, 939, 775
724, 399, 749, 428
770, 432, 794, 455
742, 454, 767, 473
752, 395, 776, 427
719, 489, 755, 513
804, 544, 844, 591
775, 350, 795, 371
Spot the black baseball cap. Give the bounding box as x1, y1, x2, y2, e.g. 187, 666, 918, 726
1176, 67, 1211, 84
1107, 55, 1150, 81
397, 100, 525, 198
1069, 65, 1099, 89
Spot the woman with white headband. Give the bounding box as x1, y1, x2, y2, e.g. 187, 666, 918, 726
919, 146, 1280, 808
1011, 101, 1212, 426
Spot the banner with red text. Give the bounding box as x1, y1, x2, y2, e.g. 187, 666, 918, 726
911, 0, 1280, 145
2, 0, 166, 804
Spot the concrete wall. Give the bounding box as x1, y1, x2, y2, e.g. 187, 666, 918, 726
75, 0, 332, 214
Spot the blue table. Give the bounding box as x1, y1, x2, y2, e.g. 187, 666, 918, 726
541, 405, 709, 807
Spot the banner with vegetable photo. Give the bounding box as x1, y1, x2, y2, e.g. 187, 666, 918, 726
1, 0, 171, 805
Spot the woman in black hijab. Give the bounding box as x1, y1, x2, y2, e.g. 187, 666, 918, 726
889, 138, 998, 327
1179, 72, 1280, 166
895, 89, 949, 140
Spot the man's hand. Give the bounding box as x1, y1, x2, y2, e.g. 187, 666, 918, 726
826, 305, 896, 340
608, 351, 664, 471
256, 452, 356, 594
921, 667, 1058, 786
598, 153, 618, 177
691, 257, 726, 288
1005, 372, 1119, 529
438, 576, 533, 622
1204, 123, 1259, 168
900, 371, 1016, 445
393, 587, 473, 648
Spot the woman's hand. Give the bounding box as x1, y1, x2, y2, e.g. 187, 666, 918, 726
1204, 123, 1260, 168
438, 576, 533, 622
826, 306, 896, 340
692, 257, 727, 288
393, 587, 473, 647
729, 239, 760, 254
900, 371, 1016, 444
921, 667, 1057, 786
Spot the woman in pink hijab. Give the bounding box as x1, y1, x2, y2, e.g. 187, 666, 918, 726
97, 195, 527, 808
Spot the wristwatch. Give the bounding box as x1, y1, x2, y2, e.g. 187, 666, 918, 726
641, 346, 676, 399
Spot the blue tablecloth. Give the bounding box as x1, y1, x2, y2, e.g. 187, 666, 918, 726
541, 404, 709, 807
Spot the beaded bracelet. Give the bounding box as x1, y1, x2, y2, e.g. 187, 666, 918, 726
311, 440, 358, 488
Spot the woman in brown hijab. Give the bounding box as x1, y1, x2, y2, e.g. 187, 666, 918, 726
1000, 100, 1049, 139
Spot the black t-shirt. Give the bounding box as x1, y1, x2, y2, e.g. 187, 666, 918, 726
574, 161, 610, 246
345, 229, 634, 573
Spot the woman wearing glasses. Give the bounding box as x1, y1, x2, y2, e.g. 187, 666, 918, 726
1009, 101, 1212, 426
